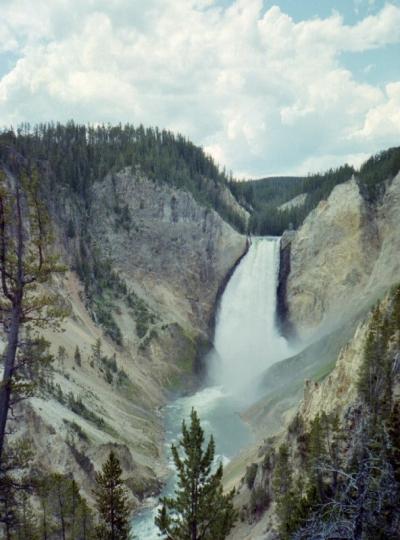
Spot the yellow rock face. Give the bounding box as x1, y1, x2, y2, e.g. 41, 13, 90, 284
287, 174, 400, 341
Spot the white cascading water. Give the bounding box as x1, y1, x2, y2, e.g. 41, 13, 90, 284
209, 236, 290, 395
132, 236, 290, 539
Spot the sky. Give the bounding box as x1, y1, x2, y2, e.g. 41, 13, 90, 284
0, 0, 399, 178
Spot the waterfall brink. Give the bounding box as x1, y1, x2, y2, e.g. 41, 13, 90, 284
209, 236, 289, 396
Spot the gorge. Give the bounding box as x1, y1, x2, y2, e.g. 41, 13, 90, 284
1, 127, 400, 539
133, 237, 291, 538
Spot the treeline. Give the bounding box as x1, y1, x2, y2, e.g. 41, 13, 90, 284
0, 122, 246, 232
0, 125, 246, 346
1, 446, 130, 540
231, 146, 400, 235
271, 287, 400, 539
1, 406, 237, 540
358, 146, 400, 202
231, 165, 355, 235
1, 124, 399, 238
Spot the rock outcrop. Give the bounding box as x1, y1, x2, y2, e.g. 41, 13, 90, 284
281, 173, 400, 341
89, 168, 246, 337
228, 290, 400, 540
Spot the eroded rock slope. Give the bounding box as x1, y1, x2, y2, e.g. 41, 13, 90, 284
10, 167, 247, 505
282, 172, 400, 341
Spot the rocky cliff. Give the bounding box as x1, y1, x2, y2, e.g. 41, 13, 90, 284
89, 168, 246, 338
281, 172, 400, 342
9, 165, 247, 506
229, 288, 400, 540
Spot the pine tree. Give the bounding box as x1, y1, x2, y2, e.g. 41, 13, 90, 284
93, 451, 130, 540
57, 346, 68, 369
0, 162, 67, 467
391, 286, 400, 345
273, 443, 295, 539
388, 401, 400, 483
0, 439, 35, 539
357, 307, 383, 417
74, 346, 82, 367
90, 338, 102, 367
308, 414, 327, 502
16, 492, 38, 540
35, 473, 94, 540
155, 408, 237, 540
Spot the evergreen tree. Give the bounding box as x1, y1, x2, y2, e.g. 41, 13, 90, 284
388, 401, 400, 484
90, 338, 102, 367
93, 451, 130, 540
273, 443, 295, 539
57, 346, 68, 369
390, 285, 400, 345
15, 491, 38, 540
0, 439, 35, 539
74, 346, 82, 367
0, 162, 67, 467
307, 414, 327, 502
35, 472, 94, 540
155, 408, 237, 540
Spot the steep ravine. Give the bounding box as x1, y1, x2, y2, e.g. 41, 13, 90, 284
10, 166, 247, 507
6, 153, 400, 536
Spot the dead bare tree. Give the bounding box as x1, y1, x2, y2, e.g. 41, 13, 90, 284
293, 447, 399, 539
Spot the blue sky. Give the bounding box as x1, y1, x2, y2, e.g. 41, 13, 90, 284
0, 0, 399, 177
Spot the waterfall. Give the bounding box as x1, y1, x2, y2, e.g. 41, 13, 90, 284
209, 236, 289, 396
132, 236, 289, 538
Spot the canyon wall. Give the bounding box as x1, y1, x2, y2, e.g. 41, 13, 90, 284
280, 172, 400, 342
10, 166, 247, 505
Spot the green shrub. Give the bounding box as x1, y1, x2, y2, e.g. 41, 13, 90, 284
63, 419, 89, 442
245, 463, 258, 490
93, 301, 123, 346
249, 487, 270, 517
116, 368, 130, 387
67, 392, 105, 430
126, 291, 156, 339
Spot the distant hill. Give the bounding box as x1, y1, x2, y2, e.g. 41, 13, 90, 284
0, 122, 247, 233
230, 146, 400, 235
1, 124, 399, 238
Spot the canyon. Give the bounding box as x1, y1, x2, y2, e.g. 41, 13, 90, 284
2, 135, 400, 539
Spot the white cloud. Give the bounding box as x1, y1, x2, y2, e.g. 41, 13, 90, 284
351, 82, 400, 142
0, 0, 399, 175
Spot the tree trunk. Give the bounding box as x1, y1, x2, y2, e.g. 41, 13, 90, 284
41, 499, 48, 540
354, 472, 366, 540
58, 490, 66, 540
191, 480, 198, 540
111, 490, 115, 540
82, 511, 88, 540
0, 303, 21, 467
